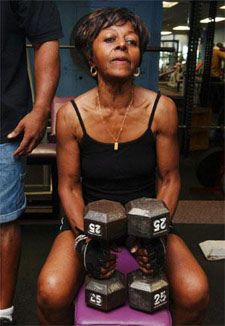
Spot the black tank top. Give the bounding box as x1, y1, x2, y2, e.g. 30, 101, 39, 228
71, 92, 161, 205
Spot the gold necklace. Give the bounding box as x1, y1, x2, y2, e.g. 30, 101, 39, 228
97, 88, 134, 151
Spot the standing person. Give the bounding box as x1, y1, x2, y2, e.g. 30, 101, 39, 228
210, 42, 225, 80
37, 8, 209, 325
0, 1, 62, 324
210, 42, 225, 142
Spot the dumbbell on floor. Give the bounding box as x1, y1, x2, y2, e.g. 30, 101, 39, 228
84, 199, 127, 311
125, 197, 170, 313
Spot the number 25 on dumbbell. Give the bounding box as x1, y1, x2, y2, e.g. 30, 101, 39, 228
89, 293, 102, 306
154, 289, 167, 307
153, 217, 167, 234
88, 223, 102, 236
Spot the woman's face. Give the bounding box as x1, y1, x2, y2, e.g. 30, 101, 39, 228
91, 21, 141, 80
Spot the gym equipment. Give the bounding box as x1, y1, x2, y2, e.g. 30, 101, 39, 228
74, 247, 172, 325
126, 197, 170, 313
126, 197, 169, 239
200, 1, 217, 108
84, 200, 127, 311
27, 96, 74, 218
127, 267, 169, 313
84, 200, 127, 241
181, 1, 202, 156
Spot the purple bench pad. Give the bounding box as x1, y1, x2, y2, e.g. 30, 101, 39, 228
75, 247, 172, 325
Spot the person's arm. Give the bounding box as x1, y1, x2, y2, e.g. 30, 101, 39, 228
218, 50, 225, 60
57, 103, 116, 278
8, 40, 60, 156
56, 104, 85, 234
155, 96, 181, 218
127, 96, 180, 274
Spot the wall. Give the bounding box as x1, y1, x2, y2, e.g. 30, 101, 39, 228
214, 25, 225, 45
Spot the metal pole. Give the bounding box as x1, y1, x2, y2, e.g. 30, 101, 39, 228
26, 44, 175, 53
199, 1, 217, 107
181, 1, 202, 157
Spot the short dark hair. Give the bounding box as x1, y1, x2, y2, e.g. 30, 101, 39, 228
71, 7, 150, 70
216, 42, 223, 49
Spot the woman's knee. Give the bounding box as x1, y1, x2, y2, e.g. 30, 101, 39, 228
37, 272, 73, 312
176, 272, 209, 311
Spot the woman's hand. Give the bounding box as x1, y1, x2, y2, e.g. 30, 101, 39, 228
126, 236, 166, 275
76, 236, 117, 279
126, 236, 153, 274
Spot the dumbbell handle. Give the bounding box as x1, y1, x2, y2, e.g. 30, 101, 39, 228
142, 238, 166, 276
126, 236, 166, 276
83, 234, 126, 311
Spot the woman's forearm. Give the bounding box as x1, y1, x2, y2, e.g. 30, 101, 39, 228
58, 185, 85, 234
156, 172, 181, 218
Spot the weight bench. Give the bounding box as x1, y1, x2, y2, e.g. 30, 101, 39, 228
27, 96, 74, 217
74, 248, 172, 325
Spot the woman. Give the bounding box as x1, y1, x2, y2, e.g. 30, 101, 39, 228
37, 8, 209, 325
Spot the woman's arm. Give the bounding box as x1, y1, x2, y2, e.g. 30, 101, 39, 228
56, 104, 85, 234
155, 95, 181, 218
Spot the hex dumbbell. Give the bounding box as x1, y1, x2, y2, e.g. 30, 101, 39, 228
84, 199, 127, 311
125, 197, 170, 313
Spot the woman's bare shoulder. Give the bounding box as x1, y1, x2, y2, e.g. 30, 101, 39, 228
57, 100, 75, 122
135, 86, 155, 101
136, 87, 176, 108
158, 94, 177, 116
134, 86, 158, 111
73, 87, 97, 111
57, 88, 97, 120
56, 88, 97, 138
155, 94, 178, 133
136, 87, 178, 134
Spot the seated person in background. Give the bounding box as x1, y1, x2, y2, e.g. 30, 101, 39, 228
37, 8, 209, 325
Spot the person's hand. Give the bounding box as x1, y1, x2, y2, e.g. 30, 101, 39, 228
126, 236, 153, 274
126, 236, 166, 275
7, 108, 48, 156
76, 236, 117, 279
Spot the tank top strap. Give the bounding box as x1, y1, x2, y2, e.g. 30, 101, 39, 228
148, 91, 161, 129
70, 100, 87, 135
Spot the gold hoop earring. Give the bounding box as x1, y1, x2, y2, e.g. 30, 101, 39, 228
133, 67, 140, 77
90, 66, 98, 77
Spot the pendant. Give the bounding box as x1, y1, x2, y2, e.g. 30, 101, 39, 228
114, 142, 119, 151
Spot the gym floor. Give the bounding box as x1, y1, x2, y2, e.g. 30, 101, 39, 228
15, 147, 224, 325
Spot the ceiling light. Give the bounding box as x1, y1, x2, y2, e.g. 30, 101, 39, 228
219, 5, 225, 9
161, 31, 172, 35
200, 17, 225, 23
163, 2, 178, 9
173, 25, 190, 31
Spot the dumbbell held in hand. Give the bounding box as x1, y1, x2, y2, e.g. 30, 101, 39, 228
126, 197, 169, 239
84, 199, 127, 311
126, 197, 170, 313
84, 199, 127, 241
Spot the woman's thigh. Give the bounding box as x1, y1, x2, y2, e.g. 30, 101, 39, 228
166, 233, 209, 307
38, 230, 84, 306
